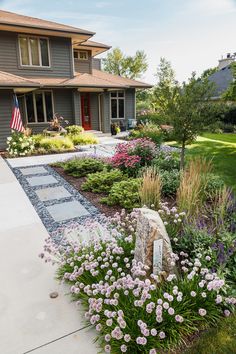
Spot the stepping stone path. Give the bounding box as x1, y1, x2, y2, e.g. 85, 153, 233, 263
12, 165, 100, 237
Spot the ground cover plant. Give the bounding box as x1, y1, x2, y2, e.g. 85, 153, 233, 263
41, 203, 236, 354
82, 169, 126, 193
56, 156, 108, 178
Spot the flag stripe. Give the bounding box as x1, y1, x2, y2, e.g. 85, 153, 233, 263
10, 95, 24, 132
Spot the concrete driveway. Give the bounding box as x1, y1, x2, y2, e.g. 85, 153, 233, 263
0, 157, 97, 354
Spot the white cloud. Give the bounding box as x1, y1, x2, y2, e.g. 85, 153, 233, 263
183, 0, 236, 16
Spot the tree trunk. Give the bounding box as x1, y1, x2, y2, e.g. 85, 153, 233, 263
180, 140, 185, 170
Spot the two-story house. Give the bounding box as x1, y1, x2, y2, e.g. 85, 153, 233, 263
0, 10, 151, 149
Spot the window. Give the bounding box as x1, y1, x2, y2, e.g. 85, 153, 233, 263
24, 91, 54, 123
19, 36, 50, 67
73, 50, 88, 60
110, 91, 125, 119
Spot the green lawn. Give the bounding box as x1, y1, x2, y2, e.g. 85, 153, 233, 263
167, 134, 236, 192
184, 314, 236, 354
202, 133, 236, 144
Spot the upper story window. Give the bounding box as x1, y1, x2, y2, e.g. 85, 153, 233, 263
110, 91, 125, 119
73, 50, 88, 60
19, 36, 50, 67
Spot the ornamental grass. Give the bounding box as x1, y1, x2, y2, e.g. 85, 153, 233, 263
139, 166, 162, 210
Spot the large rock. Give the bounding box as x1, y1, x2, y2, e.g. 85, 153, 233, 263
134, 208, 175, 276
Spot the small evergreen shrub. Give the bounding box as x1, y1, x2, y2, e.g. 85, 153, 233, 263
82, 169, 126, 193
65, 125, 84, 135
102, 179, 141, 210
62, 157, 106, 177
204, 174, 225, 199
159, 169, 180, 196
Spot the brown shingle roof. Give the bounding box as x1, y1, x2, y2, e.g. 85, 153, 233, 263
0, 71, 40, 87
62, 72, 125, 88
92, 69, 152, 88
80, 40, 111, 49
0, 10, 94, 36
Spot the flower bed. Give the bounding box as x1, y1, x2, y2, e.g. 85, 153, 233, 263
41, 204, 236, 354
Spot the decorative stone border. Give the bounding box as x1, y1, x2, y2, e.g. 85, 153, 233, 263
12, 164, 102, 240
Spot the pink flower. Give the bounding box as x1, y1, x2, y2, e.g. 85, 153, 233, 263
151, 328, 157, 336
120, 344, 127, 352
159, 331, 166, 339
224, 309, 230, 317
104, 344, 111, 353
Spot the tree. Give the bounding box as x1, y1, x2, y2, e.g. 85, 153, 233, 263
167, 73, 215, 169
152, 58, 178, 114
103, 48, 148, 79
200, 67, 217, 80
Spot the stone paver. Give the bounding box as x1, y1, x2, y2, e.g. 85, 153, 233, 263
36, 186, 71, 202
0, 157, 97, 354
20, 166, 48, 175
27, 175, 58, 186
46, 200, 90, 222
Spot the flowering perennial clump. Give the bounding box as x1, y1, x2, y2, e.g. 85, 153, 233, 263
111, 138, 156, 176
40, 211, 236, 354
7, 131, 34, 157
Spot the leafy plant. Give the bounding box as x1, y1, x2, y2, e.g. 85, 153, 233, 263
159, 169, 180, 197
102, 179, 141, 210
62, 157, 106, 177
129, 124, 163, 146
139, 166, 162, 209
32, 135, 74, 153
66, 125, 84, 135
204, 174, 225, 200
70, 133, 98, 145
152, 150, 180, 171
111, 138, 156, 176
7, 131, 34, 157
82, 169, 126, 193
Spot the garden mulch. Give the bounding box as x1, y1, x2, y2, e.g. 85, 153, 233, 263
53, 166, 122, 218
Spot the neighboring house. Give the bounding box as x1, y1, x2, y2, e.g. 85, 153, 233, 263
0, 10, 151, 148
208, 54, 235, 99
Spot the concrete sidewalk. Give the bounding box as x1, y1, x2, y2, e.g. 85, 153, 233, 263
0, 157, 97, 354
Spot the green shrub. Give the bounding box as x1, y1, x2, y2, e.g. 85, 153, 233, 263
136, 113, 167, 125
33, 135, 74, 153
159, 169, 180, 196
70, 133, 98, 145
6, 131, 35, 157
65, 125, 84, 135
82, 169, 126, 193
204, 174, 225, 199
62, 157, 106, 177
101, 179, 141, 210
152, 151, 180, 171
129, 124, 163, 145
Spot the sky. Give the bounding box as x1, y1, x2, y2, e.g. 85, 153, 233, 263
1, 0, 236, 84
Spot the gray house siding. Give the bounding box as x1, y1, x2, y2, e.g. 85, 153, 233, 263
0, 90, 13, 149
92, 58, 101, 70
125, 88, 135, 120
0, 31, 73, 78
90, 93, 99, 130
74, 51, 92, 74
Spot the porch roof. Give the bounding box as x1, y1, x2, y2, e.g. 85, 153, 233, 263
0, 71, 40, 88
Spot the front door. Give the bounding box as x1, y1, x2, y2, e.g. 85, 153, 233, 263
81, 93, 91, 130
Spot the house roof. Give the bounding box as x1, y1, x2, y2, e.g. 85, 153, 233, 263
0, 71, 40, 87
74, 40, 111, 56
0, 10, 94, 37
92, 69, 152, 88
208, 65, 233, 98
0, 69, 151, 89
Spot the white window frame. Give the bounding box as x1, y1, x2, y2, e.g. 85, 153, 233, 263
24, 90, 54, 124
74, 50, 89, 60
18, 35, 51, 68
110, 91, 125, 120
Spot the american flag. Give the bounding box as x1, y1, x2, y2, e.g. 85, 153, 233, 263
10, 95, 24, 132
